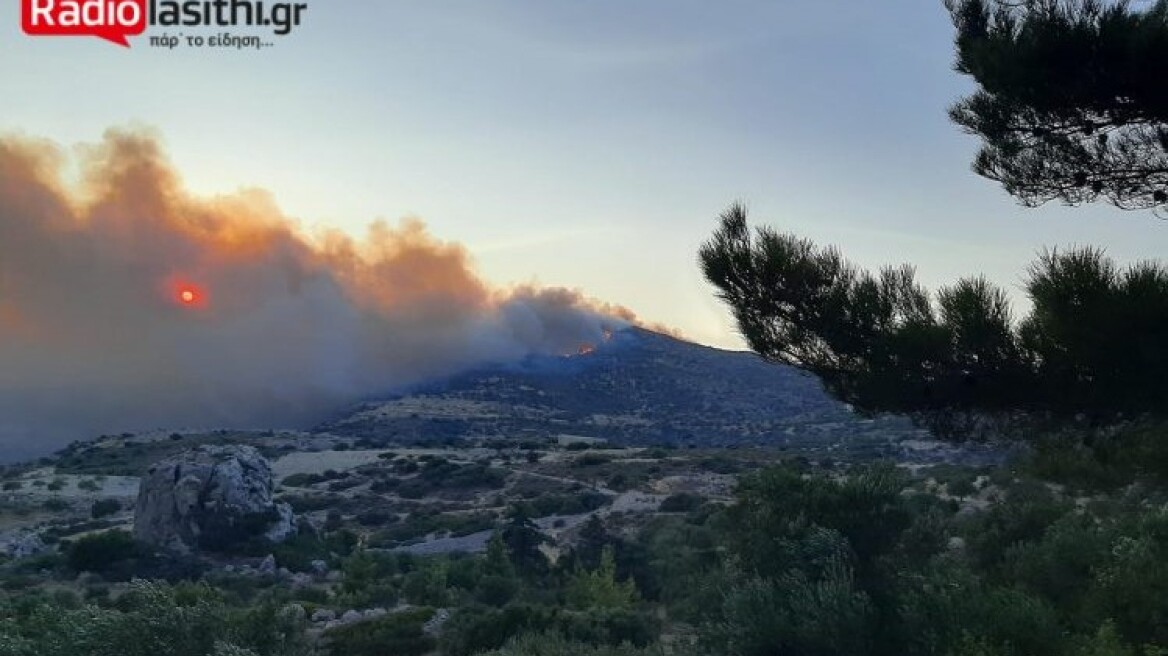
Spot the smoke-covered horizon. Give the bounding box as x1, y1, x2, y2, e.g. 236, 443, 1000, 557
0, 128, 671, 460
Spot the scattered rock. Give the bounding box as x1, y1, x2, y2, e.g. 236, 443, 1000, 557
311, 609, 336, 623
258, 554, 277, 575
2, 532, 46, 559
310, 559, 329, 575
424, 608, 451, 634
363, 608, 387, 619
340, 610, 362, 624
133, 445, 296, 553
283, 604, 307, 625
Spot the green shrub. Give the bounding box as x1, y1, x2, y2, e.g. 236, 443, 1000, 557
947, 475, 979, 498
699, 566, 873, 656
90, 498, 121, 519
43, 498, 70, 512
440, 604, 557, 656
728, 464, 911, 578
961, 480, 1071, 571
283, 495, 333, 513
270, 534, 330, 572
323, 608, 435, 656
555, 607, 660, 650
511, 492, 608, 519
475, 574, 519, 607
566, 547, 639, 610
369, 478, 400, 493
478, 632, 667, 656
197, 508, 281, 554
65, 530, 139, 574
441, 603, 659, 656
280, 473, 323, 488
402, 565, 450, 606
396, 480, 429, 499
0, 580, 309, 656
658, 493, 703, 513
898, 564, 1066, 656
572, 454, 611, 468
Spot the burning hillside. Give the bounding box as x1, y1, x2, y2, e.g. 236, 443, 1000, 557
0, 128, 663, 456
323, 327, 927, 450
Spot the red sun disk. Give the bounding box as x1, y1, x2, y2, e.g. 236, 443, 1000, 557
169, 280, 207, 309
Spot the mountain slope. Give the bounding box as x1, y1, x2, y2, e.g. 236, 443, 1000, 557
320, 327, 921, 449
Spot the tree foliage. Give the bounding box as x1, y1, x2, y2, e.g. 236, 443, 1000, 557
566, 547, 640, 610
0, 580, 308, 656
502, 512, 547, 575
322, 607, 435, 656
477, 632, 667, 656
947, 0, 1168, 211
728, 465, 910, 580
700, 204, 1168, 436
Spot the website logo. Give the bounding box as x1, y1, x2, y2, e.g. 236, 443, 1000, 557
21, 0, 307, 48
22, 0, 147, 47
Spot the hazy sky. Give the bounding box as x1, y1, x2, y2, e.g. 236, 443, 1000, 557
4, 1, 1166, 349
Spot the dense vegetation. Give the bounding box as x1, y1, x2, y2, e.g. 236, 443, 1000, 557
4, 449, 1168, 655
0, 580, 309, 656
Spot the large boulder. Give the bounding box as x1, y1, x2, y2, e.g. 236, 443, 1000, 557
133, 445, 295, 553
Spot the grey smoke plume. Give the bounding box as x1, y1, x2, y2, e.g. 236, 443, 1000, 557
0, 128, 659, 458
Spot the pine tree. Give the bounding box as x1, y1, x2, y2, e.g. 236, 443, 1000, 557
502, 510, 546, 575
700, 204, 1168, 436
947, 0, 1168, 212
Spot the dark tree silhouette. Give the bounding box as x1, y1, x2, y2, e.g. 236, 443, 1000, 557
947, 0, 1168, 211
700, 204, 1168, 438
502, 509, 547, 574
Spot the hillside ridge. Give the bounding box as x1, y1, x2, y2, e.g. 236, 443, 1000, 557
320, 326, 922, 450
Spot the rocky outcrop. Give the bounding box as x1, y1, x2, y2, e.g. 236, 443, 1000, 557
2, 531, 47, 559
133, 445, 295, 553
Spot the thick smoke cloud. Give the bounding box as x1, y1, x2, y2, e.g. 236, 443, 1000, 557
0, 128, 657, 458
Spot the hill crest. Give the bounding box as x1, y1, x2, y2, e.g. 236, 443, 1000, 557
320, 327, 921, 449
